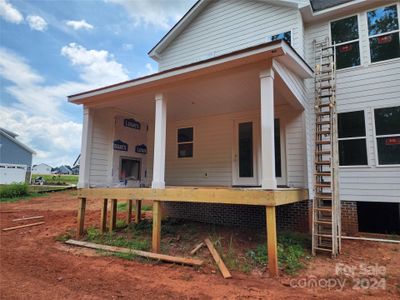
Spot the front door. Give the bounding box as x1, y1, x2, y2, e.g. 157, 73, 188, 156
232, 120, 258, 186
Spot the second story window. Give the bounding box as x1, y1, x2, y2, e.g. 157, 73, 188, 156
330, 15, 361, 69
367, 5, 400, 63
177, 127, 193, 158
338, 111, 368, 166
268, 31, 291, 45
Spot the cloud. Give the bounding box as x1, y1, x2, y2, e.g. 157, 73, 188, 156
0, 0, 23, 24
0, 45, 130, 165
66, 19, 94, 30
26, 15, 48, 31
145, 63, 155, 74
108, 0, 195, 29
122, 43, 133, 50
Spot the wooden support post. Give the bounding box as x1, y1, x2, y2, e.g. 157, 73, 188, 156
77, 197, 87, 237
266, 206, 278, 277
152, 200, 161, 253
109, 199, 117, 233
135, 200, 142, 224
100, 198, 108, 233
127, 200, 132, 224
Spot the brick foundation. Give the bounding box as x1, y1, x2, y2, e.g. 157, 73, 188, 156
341, 200, 359, 235
163, 200, 311, 232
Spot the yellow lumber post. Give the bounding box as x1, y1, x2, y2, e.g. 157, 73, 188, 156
152, 200, 161, 253
127, 200, 132, 224
135, 200, 142, 224
100, 198, 108, 233
109, 199, 117, 233
266, 206, 279, 277
77, 197, 87, 237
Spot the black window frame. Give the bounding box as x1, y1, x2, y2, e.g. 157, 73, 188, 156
177, 127, 194, 158
367, 4, 400, 63
330, 15, 361, 70
374, 106, 400, 166
337, 110, 368, 166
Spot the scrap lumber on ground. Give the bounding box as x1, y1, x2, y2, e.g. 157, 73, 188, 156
2, 222, 45, 232
190, 242, 205, 256
65, 239, 204, 266
204, 238, 232, 279
12, 216, 44, 222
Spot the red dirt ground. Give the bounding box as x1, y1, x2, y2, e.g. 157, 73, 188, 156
1, 191, 399, 299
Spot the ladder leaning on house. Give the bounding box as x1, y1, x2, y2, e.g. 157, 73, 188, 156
312, 38, 341, 257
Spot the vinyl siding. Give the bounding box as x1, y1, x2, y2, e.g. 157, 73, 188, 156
304, 6, 400, 203
0, 133, 33, 167
158, 0, 304, 70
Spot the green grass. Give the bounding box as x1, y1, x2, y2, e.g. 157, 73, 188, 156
246, 232, 311, 275
0, 183, 28, 198
34, 174, 78, 185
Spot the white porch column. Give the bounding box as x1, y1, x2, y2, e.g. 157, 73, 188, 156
78, 106, 93, 188
151, 93, 167, 189
260, 67, 277, 189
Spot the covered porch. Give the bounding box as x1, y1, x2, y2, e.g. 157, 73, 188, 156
69, 40, 313, 277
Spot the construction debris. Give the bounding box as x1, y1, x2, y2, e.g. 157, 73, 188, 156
190, 242, 204, 256
2, 222, 45, 232
12, 216, 44, 222
65, 239, 204, 266
204, 238, 232, 279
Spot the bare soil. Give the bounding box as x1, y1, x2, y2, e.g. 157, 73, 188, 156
1, 191, 399, 299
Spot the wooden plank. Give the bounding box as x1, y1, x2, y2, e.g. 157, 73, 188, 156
204, 238, 232, 279
2, 222, 45, 232
190, 242, 204, 256
12, 216, 44, 222
77, 187, 308, 206
100, 198, 108, 234
266, 206, 279, 277
109, 199, 117, 232
77, 197, 86, 237
65, 239, 203, 266
127, 200, 132, 224
135, 200, 142, 224
152, 200, 161, 253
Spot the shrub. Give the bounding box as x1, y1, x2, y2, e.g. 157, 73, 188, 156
0, 183, 29, 199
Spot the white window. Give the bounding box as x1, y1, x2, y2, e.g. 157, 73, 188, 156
374, 106, 400, 165
177, 127, 193, 158
330, 15, 361, 69
367, 5, 400, 63
338, 111, 368, 166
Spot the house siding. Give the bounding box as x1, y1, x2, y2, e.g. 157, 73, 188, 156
158, 0, 304, 70
304, 5, 400, 203
0, 133, 33, 167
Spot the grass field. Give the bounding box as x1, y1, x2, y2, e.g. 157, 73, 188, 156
33, 174, 78, 185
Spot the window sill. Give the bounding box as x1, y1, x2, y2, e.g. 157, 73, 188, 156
366, 56, 400, 68
339, 165, 371, 169
336, 64, 364, 74
375, 164, 400, 168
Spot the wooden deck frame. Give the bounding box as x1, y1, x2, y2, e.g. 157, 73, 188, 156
75, 187, 308, 277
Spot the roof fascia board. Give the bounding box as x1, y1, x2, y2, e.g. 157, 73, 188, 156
281, 42, 314, 78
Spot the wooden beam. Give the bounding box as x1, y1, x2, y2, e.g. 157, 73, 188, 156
266, 206, 279, 277
204, 238, 232, 279
127, 200, 132, 224
135, 200, 142, 224
12, 216, 44, 222
109, 199, 117, 233
152, 200, 161, 253
77, 187, 308, 206
77, 197, 86, 237
190, 242, 205, 256
65, 239, 203, 266
100, 198, 108, 233
2, 222, 45, 232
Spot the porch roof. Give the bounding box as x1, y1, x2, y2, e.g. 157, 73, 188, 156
68, 40, 313, 105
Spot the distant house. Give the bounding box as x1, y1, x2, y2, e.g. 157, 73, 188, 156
32, 163, 53, 175
53, 165, 73, 175
0, 128, 35, 184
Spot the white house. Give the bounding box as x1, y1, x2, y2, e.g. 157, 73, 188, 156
32, 163, 53, 175
69, 0, 400, 244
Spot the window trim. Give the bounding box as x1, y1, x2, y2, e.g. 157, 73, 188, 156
372, 105, 400, 167
119, 156, 141, 181
177, 126, 194, 159
366, 3, 400, 65
266, 29, 293, 45
329, 14, 362, 71
337, 109, 369, 167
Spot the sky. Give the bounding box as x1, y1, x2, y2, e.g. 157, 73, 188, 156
0, 0, 196, 167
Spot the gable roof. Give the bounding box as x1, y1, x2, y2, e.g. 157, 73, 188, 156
0, 128, 36, 154
148, 0, 305, 60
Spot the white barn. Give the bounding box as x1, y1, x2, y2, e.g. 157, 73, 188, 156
32, 163, 53, 175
